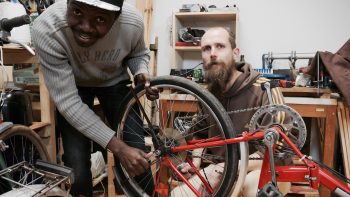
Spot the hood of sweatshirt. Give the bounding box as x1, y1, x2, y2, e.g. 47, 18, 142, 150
224, 62, 261, 98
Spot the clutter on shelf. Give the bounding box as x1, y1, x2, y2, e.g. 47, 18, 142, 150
179, 4, 238, 13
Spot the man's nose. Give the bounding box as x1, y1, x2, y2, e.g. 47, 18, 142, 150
79, 19, 94, 32
210, 49, 217, 59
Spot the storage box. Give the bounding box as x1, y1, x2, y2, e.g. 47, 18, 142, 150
13, 64, 39, 85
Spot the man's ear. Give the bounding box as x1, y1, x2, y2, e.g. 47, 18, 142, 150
233, 48, 240, 62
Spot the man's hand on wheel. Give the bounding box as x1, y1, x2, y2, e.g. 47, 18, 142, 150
135, 73, 159, 101
107, 136, 150, 177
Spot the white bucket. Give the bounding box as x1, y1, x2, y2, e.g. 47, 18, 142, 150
0, 2, 31, 45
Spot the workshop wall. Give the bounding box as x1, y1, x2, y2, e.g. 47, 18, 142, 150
150, 0, 350, 76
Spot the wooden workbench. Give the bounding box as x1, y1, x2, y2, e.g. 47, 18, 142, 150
284, 97, 337, 168
282, 87, 338, 197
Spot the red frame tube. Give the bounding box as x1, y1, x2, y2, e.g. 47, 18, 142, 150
172, 131, 264, 153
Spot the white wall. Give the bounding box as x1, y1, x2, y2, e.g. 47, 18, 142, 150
150, 0, 350, 76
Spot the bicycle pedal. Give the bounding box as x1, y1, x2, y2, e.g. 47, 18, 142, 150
257, 182, 283, 197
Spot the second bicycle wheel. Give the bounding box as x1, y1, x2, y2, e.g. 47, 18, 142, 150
0, 125, 50, 194
114, 76, 240, 197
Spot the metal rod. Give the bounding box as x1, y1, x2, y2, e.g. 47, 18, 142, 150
262, 51, 315, 69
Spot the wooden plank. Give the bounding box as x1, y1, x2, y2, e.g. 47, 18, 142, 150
281, 87, 332, 97
38, 67, 56, 161
136, 0, 153, 45
30, 121, 50, 130
345, 103, 350, 179
2, 45, 39, 64
145, 0, 153, 45
174, 11, 237, 22
322, 103, 337, 170
285, 104, 327, 118
149, 37, 158, 77
337, 102, 350, 180
317, 118, 325, 147
340, 102, 350, 179
107, 151, 116, 197
160, 93, 196, 101
284, 97, 337, 105
289, 185, 319, 195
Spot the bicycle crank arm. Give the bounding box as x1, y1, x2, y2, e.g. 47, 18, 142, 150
264, 128, 279, 186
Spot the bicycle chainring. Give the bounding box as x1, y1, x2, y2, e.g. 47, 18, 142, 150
249, 104, 307, 160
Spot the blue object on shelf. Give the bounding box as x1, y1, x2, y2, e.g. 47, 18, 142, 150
261, 73, 289, 80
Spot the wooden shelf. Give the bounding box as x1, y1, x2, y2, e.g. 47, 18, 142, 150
30, 122, 50, 130
281, 87, 332, 97
175, 46, 201, 51
172, 11, 238, 69
174, 11, 237, 22
2, 45, 38, 64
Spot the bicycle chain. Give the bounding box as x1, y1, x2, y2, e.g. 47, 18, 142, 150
226, 105, 270, 115
176, 105, 269, 121
227, 105, 270, 161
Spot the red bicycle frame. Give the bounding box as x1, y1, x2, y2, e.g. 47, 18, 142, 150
153, 126, 350, 197
258, 127, 350, 196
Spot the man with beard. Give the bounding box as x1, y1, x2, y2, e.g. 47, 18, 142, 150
201, 27, 270, 134
176, 27, 290, 196
31, 0, 158, 196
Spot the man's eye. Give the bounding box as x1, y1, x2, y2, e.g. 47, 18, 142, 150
202, 47, 210, 52
73, 9, 82, 16
217, 44, 224, 49
96, 17, 106, 23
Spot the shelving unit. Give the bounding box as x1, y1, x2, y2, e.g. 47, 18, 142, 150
2, 45, 56, 162
172, 11, 238, 69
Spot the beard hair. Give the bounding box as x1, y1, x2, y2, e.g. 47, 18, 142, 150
204, 61, 234, 99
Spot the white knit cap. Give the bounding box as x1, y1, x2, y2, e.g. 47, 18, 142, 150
74, 0, 123, 11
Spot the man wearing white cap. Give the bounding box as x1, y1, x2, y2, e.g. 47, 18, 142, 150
31, 0, 158, 196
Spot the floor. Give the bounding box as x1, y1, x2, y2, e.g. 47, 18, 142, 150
91, 174, 319, 197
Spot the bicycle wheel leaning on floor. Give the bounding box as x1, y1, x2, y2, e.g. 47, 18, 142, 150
114, 75, 249, 197
0, 124, 50, 194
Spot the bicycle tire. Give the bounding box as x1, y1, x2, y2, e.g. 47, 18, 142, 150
0, 125, 50, 194
114, 76, 244, 197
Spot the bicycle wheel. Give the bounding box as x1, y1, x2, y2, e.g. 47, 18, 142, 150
0, 125, 50, 194
114, 76, 245, 197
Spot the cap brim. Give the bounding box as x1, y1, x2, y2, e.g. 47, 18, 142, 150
75, 0, 121, 11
